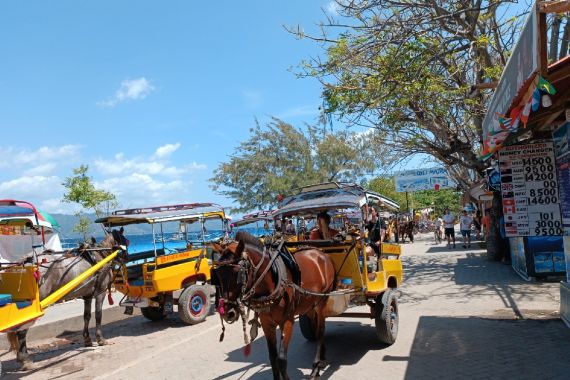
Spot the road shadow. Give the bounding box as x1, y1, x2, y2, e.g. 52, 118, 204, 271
218, 319, 389, 379
400, 252, 559, 318
402, 316, 570, 380
1, 305, 217, 377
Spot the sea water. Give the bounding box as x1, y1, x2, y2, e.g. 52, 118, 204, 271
60, 227, 271, 255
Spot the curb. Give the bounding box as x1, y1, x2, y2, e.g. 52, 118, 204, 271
0, 305, 132, 350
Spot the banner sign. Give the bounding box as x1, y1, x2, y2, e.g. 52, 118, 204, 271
499, 142, 563, 237
553, 123, 570, 235
394, 167, 455, 193
482, 6, 537, 137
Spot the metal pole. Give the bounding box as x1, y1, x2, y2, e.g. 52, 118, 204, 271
406, 192, 410, 212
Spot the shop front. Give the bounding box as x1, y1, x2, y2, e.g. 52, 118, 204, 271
479, 1, 570, 326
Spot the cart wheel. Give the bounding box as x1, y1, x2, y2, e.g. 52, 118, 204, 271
299, 314, 316, 341
375, 289, 398, 345
179, 284, 211, 325
141, 305, 167, 321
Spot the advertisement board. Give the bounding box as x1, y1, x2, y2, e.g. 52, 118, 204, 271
498, 142, 563, 237
394, 167, 455, 193
509, 237, 528, 280
563, 236, 570, 283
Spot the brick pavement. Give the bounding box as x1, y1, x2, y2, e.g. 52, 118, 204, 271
1, 234, 569, 379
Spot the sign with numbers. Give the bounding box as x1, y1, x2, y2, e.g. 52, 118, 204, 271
553, 123, 570, 236
498, 142, 563, 237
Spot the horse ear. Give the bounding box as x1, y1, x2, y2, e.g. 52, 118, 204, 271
211, 243, 223, 253
235, 240, 245, 257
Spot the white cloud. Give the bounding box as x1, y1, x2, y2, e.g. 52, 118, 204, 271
154, 143, 181, 158
24, 163, 57, 176
96, 173, 193, 209
0, 145, 81, 168
0, 143, 207, 215
98, 77, 155, 107
0, 175, 73, 213
94, 144, 206, 178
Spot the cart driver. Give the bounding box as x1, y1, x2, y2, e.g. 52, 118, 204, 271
309, 211, 339, 240
365, 206, 382, 258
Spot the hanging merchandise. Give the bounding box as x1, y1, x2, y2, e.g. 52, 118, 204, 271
479, 76, 558, 161
538, 76, 557, 95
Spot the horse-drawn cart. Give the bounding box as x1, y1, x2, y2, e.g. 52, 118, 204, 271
96, 203, 229, 324
0, 200, 120, 374
273, 182, 403, 343
210, 183, 403, 379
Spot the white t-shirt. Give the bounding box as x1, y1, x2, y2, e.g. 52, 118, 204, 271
460, 215, 473, 231
434, 218, 442, 228
442, 214, 455, 229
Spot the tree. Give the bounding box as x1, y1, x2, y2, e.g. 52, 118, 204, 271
292, 0, 527, 188
210, 118, 389, 212
292, 0, 530, 260
367, 176, 461, 214
366, 177, 406, 206
62, 165, 117, 240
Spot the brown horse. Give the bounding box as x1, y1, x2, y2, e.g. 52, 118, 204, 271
9, 230, 126, 369
399, 220, 415, 243
211, 231, 335, 380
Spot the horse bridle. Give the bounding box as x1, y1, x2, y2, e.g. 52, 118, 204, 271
213, 240, 289, 317
212, 254, 252, 317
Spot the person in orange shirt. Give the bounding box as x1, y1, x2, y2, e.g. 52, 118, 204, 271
309, 211, 339, 240
481, 211, 491, 239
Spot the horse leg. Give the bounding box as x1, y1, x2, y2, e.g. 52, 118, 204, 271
15, 329, 34, 369
309, 308, 328, 380
94, 292, 107, 345
83, 296, 93, 347
277, 318, 294, 380
260, 320, 280, 380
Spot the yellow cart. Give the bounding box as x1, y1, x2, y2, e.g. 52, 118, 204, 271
273, 182, 403, 344
96, 203, 229, 324
0, 200, 120, 340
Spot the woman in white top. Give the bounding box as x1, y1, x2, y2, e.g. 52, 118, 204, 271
442, 208, 456, 249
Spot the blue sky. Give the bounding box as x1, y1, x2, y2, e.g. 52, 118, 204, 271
0, 1, 343, 214
0, 1, 531, 215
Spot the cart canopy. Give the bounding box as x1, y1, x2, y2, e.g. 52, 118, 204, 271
95, 203, 227, 226
275, 182, 399, 218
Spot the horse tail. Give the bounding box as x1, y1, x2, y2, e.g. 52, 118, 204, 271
107, 278, 114, 306
7, 331, 19, 351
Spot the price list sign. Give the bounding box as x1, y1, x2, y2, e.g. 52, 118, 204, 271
498, 142, 563, 237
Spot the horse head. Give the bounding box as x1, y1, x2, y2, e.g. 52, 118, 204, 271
100, 227, 129, 262
210, 240, 249, 324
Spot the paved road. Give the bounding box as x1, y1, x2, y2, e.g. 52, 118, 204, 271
2, 236, 569, 379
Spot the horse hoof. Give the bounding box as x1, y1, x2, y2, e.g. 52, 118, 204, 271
96, 338, 107, 346
20, 360, 36, 371
84, 340, 93, 347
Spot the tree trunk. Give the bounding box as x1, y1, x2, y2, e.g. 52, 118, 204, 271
549, 14, 562, 62
560, 17, 570, 60
486, 192, 509, 262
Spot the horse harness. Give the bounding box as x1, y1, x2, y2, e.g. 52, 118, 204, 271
39, 249, 114, 294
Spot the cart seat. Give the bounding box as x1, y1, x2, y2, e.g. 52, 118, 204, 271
16, 301, 32, 309
127, 248, 166, 264
0, 294, 12, 307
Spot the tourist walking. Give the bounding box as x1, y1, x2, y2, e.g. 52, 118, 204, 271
442, 208, 456, 249
459, 210, 473, 248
